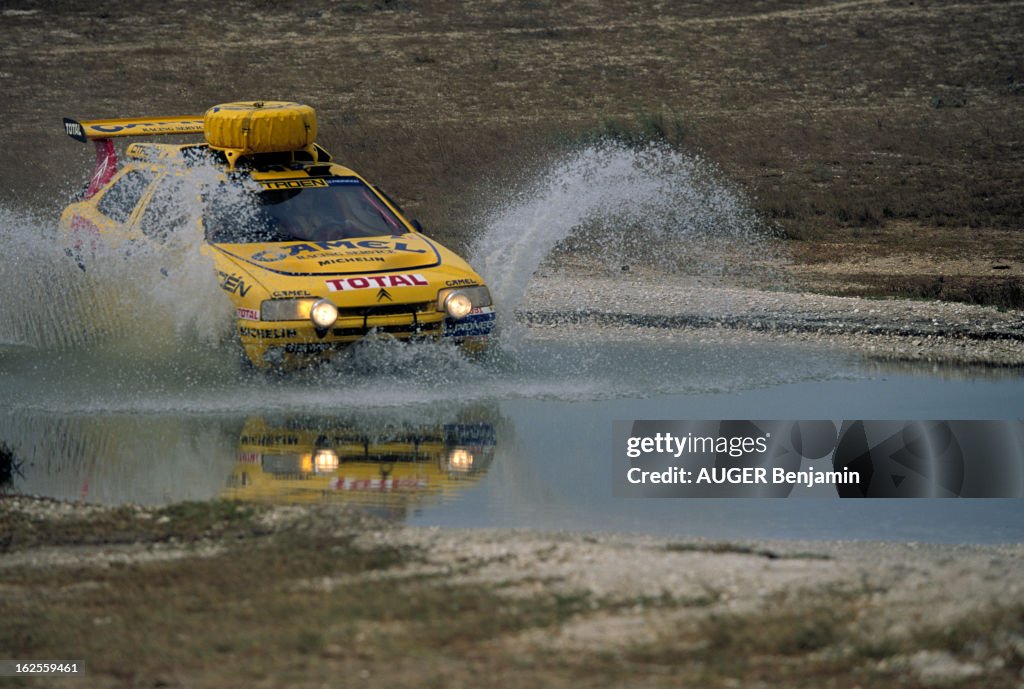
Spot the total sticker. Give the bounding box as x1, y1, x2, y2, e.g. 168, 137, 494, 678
326, 274, 428, 292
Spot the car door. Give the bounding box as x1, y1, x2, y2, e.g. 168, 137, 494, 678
61, 165, 157, 259
97, 167, 156, 226
70, 166, 157, 243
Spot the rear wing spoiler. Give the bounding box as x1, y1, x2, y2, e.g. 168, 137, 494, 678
62, 115, 204, 143
63, 115, 204, 199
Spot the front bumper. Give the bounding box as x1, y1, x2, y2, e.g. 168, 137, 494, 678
240, 306, 496, 368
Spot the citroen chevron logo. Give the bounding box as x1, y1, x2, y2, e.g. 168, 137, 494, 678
376, 288, 393, 302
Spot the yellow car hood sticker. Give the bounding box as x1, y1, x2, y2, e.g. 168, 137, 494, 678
213, 233, 441, 276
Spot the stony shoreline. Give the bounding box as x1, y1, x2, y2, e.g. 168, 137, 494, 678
523, 269, 1024, 368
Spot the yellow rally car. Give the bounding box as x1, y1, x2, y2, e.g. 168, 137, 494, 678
60, 101, 495, 368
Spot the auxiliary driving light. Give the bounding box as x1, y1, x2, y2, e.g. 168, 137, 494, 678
436, 286, 491, 319
444, 291, 474, 320
310, 299, 338, 328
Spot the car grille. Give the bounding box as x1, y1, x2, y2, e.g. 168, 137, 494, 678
331, 305, 443, 339
332, 321, 443, 338
335, 301, 434, 319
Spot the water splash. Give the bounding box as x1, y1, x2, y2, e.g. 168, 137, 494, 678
470, 142, 764, 323
0, 160, 236, 358
0, 140, 807, 417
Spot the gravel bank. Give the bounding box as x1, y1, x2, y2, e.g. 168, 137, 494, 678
523, 269, 1024, 367
2, 497, 1023, 687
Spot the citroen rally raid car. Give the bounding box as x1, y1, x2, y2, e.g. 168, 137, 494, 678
60, 101, 495, 368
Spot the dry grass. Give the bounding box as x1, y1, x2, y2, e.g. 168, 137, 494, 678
4, 498, 1022, 688
1, 0, 1020, 303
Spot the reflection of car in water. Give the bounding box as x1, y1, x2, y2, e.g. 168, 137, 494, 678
223, 416, 496, 516
59, 101, 495, 369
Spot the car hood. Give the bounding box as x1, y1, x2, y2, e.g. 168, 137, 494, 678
210, 233, 442, 277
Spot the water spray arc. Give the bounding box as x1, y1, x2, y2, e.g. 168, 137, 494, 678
469, 142, 762, 330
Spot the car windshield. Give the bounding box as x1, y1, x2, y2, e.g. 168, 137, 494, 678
204, 178, 406, 243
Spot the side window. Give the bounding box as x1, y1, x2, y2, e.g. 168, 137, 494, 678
96, 169, 154, 224
137, 174, 190, 241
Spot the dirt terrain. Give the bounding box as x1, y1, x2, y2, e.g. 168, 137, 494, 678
1, 2, 1023, 687
525, 266, 1024, 367
0, 0, 1021, 306
2, 496, 1022, 688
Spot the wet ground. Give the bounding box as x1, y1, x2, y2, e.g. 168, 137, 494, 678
2, 141, 1022, 542
4, 321, 1023, 542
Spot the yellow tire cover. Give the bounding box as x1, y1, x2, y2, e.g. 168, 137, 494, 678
204, 101, 317, 153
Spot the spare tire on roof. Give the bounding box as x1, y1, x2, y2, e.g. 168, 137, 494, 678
204, 101, 317, 154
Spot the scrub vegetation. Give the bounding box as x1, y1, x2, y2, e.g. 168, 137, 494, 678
0, 0, 1021, 306
555, 111, 692, 151
2, 497, 1022, 688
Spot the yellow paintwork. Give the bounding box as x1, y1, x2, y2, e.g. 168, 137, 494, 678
63, 115, 204, 142
60, 113, 495, 368
204, 101, 317, 156
222, 417, 494, 508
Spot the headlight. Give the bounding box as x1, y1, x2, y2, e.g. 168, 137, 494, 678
310, 299, 339, 328
437, 285, 491, 320
261, 298, 317, 321
444, 291, 473, 319
261, 298, 339, 329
